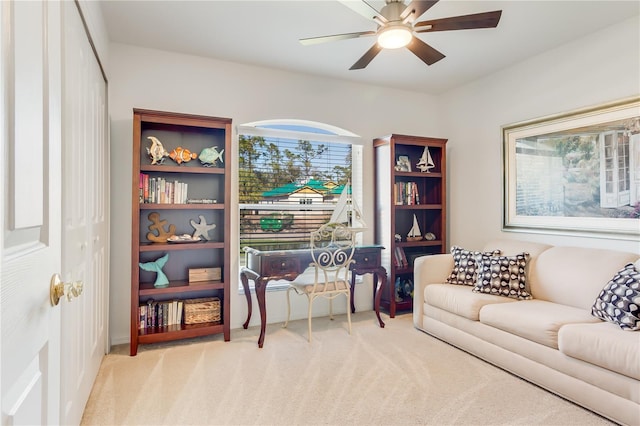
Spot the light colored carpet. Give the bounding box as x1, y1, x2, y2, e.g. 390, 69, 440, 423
81, 312, 613, 425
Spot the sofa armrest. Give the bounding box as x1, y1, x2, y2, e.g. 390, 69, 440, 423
413, 253, 454, 328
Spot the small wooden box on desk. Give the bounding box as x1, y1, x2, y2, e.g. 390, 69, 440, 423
373, 134, 447, 317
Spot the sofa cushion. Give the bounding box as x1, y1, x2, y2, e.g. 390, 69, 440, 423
445, 246, 501, 286
532, 246, 639, 310
473, 252, 532, 300
559, 321, 640, 380
479, 300, 600, 349
425, 283, 516, 321
591, 263, 640, 331
482, 239, 552, 258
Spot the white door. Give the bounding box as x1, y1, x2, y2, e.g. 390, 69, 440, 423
1, 1, 63, 424
60, 2, 109, 424
629, 133, 640, 205
600, 131, 631, 208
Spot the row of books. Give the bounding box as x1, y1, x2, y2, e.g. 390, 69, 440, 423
139, 299, 183, 329
394, 181, 420, 205
139, 173, 189, 204
394, 246, 409, 268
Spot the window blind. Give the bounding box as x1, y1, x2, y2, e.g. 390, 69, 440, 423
239, 131, 353, 252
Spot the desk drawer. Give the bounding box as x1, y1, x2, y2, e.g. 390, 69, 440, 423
263, 257, 301, 276
353, 250, 380, 268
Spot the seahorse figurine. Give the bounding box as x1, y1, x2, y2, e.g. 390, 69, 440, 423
146, 136, 169, 165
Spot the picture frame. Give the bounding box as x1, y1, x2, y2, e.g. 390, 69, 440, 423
395, 155, 412, 172
502, 97, 640, 238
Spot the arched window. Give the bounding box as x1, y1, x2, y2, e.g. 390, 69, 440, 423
237, 119, 363, 260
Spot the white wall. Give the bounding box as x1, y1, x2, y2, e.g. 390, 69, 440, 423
108, 43, 442, 345
440, 15, 640, 253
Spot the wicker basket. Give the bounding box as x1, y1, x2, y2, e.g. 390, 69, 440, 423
183, 297, 221, 324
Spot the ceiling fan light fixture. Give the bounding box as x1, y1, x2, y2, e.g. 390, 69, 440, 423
377, 25, 412, 49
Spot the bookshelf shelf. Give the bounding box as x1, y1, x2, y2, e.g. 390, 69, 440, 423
139, 242, 225, 252
139, 204, 225, 210
138, 322, 224, 341
395, 204, 442, 210
138, 280, 225, 296
140, 165, 225, 174
395, 240, 444, 248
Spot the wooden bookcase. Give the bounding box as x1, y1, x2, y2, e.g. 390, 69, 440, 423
130, 109, 231, 355
373, 134, 447, 317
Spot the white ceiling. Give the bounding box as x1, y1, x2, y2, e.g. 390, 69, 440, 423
98, 0, 639, 94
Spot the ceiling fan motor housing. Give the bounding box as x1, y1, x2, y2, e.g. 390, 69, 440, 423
380, 1, 407, 22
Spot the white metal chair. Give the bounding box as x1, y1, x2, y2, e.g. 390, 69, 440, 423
284, 223, 356, 341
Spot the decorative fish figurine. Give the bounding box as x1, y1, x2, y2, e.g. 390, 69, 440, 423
169, 146, 198, 164
198, 146, 224, 167
146, 136, 169, 165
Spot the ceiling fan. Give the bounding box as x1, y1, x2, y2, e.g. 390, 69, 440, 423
299, 0, 502, 70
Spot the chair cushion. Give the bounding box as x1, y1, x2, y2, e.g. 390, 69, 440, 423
291, 267, 350, 293
291, 279, 350, 293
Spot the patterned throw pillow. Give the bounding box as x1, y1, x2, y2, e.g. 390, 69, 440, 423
473, 252, 532, 300
591, 263, 640, 331
446, 246, 501, 286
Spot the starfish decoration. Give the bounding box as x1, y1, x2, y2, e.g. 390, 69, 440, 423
190, 215, 216, 241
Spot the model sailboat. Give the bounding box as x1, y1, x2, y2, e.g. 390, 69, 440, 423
416, 147, 435, 173
329, 181, 366, 231
406, 214, 423, 241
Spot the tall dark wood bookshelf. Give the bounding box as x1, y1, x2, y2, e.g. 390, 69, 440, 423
373, 134, 447, 317
130, 109, 231, 355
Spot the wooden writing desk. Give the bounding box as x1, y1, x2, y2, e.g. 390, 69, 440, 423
240, 245, 387, 347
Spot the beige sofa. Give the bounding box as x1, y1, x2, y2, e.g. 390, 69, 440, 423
413, 239, 640, 425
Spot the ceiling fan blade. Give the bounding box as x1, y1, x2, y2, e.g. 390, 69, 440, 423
300, 31, 376, 46
414, 10, 502, 32
338, 0, 387, 24
400, 1, 439, 23
405, 36, 445, 66
349, 43, 383, 70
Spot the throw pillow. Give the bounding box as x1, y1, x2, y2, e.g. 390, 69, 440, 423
591, 263, 640, 331
446, 246, 501, 286
473, 252, 532, 300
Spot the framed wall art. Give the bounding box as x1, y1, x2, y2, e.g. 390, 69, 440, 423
502, 97, 640, 238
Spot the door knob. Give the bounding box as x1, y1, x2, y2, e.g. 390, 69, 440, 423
50, 274, 84, 306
